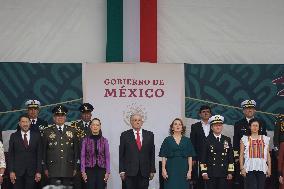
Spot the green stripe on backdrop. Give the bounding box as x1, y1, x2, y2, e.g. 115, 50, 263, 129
106, 0, 123, 62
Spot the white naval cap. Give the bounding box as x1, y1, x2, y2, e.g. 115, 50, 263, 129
209, 115, 224, 125
25, 99, 41, 108
241, 100, 256, 109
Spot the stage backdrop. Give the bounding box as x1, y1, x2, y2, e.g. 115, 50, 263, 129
83, 63, 185, 189
184, 64, 284, 147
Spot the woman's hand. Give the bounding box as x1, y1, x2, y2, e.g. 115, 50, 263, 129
240, 168, 246, 177
162, 168, 168, 180
104, 173, 110, 183
82, 172, 87, 183
186, 171, 191, 180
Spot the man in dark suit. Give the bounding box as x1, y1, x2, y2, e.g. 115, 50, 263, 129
72, 102, 94, 189
42, 105, 79, 187
190, 105, 212, 189
8, 114, 42, 189
17, 100, 48, 136
119, 113, 156, 189
233, 99, 267, 189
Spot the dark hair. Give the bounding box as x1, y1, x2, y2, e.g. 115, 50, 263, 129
91, 118, 101, 125
169, 118, 186, 135
18, 114, 30, 122
199, 105, 211, 113
90, 118, 102, 135
248, 118, 262, 135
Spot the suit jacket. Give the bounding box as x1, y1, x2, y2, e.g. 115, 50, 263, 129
200, 133, 234, 178
42, 124, 79, 178
233, 117, 267, 158
17, 118, 48, 135
119, 129, 156, 178
8, 130, 42, 176
190, 121, 212, 161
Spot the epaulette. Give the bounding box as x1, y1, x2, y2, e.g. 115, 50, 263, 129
43, 124, 54, 130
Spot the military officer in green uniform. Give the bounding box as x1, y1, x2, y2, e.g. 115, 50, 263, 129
72, 103, 94, 189
274, 114, 284, 153
42, 105, 79, 186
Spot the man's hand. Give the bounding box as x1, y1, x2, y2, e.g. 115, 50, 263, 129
279, 176, 284, 184
44, 170, 49, 178
202, 173, 209, 180
10, 172, 16, 184
149, 173, 155, 180
34, 173, 41, 182
120, 172, 126, 181
227, 174, 233, 180
73, 170, 77, 177
0, 174, 3, 184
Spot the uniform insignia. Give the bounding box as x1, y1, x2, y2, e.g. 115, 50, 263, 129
49, 132, 56, 139
66, 131, 73, 138
224, 140, 229, 149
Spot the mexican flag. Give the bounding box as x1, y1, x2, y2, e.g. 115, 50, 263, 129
106, 0, 157, 63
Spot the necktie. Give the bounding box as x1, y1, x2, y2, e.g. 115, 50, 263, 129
31, 119, 36, 125
217, 137, 220, 142
85, 122, 89, 128
58, 127, 62, 134
23, 134, 28, 148
136, 131, 142, 151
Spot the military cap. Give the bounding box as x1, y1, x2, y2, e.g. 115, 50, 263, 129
79, 103, 94, 113
52, 105, 68, 115
209, 115, 224, 125
241, 100, 256, 109
25, 99, 41, 108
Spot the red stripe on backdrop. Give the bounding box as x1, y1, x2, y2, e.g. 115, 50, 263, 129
140, 0, 157, 63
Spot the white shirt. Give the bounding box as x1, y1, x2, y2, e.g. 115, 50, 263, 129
30, 118, 38, 124
56, 125, 64, 132
246, 117, 254, 124
82, 121, 90, 128
201, 120, 210, 137
213, 133, 221, 141
133, 129, 143, 143
21, 130, 31, 145
0, 141, 6, 168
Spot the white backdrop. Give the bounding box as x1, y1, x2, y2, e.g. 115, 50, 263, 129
83, 63, 185, 189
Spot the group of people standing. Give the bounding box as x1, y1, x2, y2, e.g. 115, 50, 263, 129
0, 99, 283, 189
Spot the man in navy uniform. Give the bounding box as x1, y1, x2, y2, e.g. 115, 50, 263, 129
200, 115, 234, 189
42, 105, 79, 187
190, 105, 212, 189
233, 100, 267, 189
72, 103, 94, 189
17, 100, 48, 135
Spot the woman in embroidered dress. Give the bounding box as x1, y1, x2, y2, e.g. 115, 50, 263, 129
239, 118, 271, 189
81, 118, 110, 189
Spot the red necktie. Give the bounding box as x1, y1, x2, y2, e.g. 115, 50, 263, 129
136, 131, 142, 151
24, 134, 28, 148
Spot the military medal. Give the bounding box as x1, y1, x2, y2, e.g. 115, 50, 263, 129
66, 131, 73, 138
